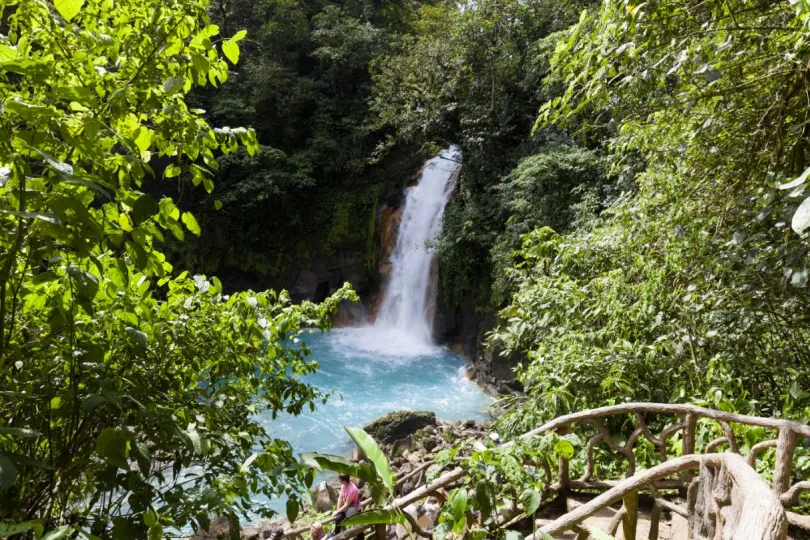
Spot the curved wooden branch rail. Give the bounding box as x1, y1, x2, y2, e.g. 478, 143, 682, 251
528, 453, 787, 540
510, 403, 810, 441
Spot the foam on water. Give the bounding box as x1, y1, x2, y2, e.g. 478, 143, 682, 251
248, 329, 492, 519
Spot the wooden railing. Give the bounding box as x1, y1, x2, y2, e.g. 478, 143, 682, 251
287, 403, 810, 540
507, 403, 810, 539
528, 453, 787, 540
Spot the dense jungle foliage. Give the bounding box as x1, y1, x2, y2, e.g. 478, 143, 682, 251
0, 0, 354, 537
370, 0, 810, 430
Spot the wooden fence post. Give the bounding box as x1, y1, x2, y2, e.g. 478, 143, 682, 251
557, 426, 570, 493
773, 427, 797, 496
681, 414, 697, 484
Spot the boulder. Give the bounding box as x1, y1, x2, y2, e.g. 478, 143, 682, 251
364, 411, 437, 444
422, 437, 439, 452
392, 434, 415, 455
240, 528, 261, 540
191, 515, 238, 540
462, 419, 475, 428
350, 447, 364, 462
313, 481, 336, 512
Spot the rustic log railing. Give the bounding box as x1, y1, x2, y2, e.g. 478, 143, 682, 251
506, 403, 810, 539
283, 403, 810, 540
527, 453, 787, 540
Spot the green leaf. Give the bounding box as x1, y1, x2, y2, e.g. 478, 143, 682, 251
163, 76, 186, 95
504, 531, 525, 540
520, 488, 542, 515
299, 452, 377, 484
96, 428, 130, 470
41, 526, 76, 540
232, 30, 247, 41
432, 521, 452, 540
82, 394, 108, 412
0, 454, 17, 492
286, 498, 299, 524
164, 164, 181, 178
182, 212, 201, 235
54, 0, 84, 21
125, 327, 148, 347
0, 45, 17, 62
449, 488, 467, 524
342, 509, 405, 528
0, 521, 44, 537
240, 452, 258, 474
185, 428, 202, 455
214, 199, 223, 210
553, 439, 575, 459
222, 39, 240, 64
474, 481, 493, 519
345, 427, 394, 493
792, 196, 810, 234
588, 528, 616, 540
132, 442, 151, 475
66, 265, 99, 301
779, 167, 810, 190
0, 427, 41, 438
134, 127, 152, 154
133, 194, 159, 225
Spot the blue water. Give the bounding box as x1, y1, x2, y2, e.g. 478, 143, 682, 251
249, 327, 493, 519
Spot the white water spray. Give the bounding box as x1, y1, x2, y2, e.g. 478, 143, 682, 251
331, 146, 461, 357
374, 146, 461, 344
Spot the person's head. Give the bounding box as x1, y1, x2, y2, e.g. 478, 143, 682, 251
338, 473, 351, 485
310, 522, 324, 540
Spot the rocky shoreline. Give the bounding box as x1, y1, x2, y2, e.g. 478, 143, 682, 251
189, 411, 494, 540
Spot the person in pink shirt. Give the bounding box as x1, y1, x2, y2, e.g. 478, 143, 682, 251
332, 473, 361, 534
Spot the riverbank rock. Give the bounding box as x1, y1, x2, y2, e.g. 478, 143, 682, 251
313, 481, 337, 512
365, 411, 437, 444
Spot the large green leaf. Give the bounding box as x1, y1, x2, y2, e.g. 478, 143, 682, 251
553, 439, 574, 459
41, 526, 76, 540
448, 488, 467, 524
0, 521, 44, 537
520, 488, 542, 516
182, 212, 201, 235
342, 509, 405, 528
300, 452, 378, 484
474, 481, 494, 519
222, 39, 240, 64
0, 454, 17, 492
54, 0, 84, 21
345, 427, 394, 492
96, 428, 130, 470
793, 196, 810, 234
0, 427, 41, 438
286, 498, 299, 524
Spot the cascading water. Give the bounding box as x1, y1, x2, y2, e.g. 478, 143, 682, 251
245, 145, 489, 524
374, 146, 461, 344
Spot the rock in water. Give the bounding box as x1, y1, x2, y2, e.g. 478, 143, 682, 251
364, 411, 437, 444
313, 481, 336, 512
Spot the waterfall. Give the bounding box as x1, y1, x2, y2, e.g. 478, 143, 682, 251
374, 146, 461, 344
